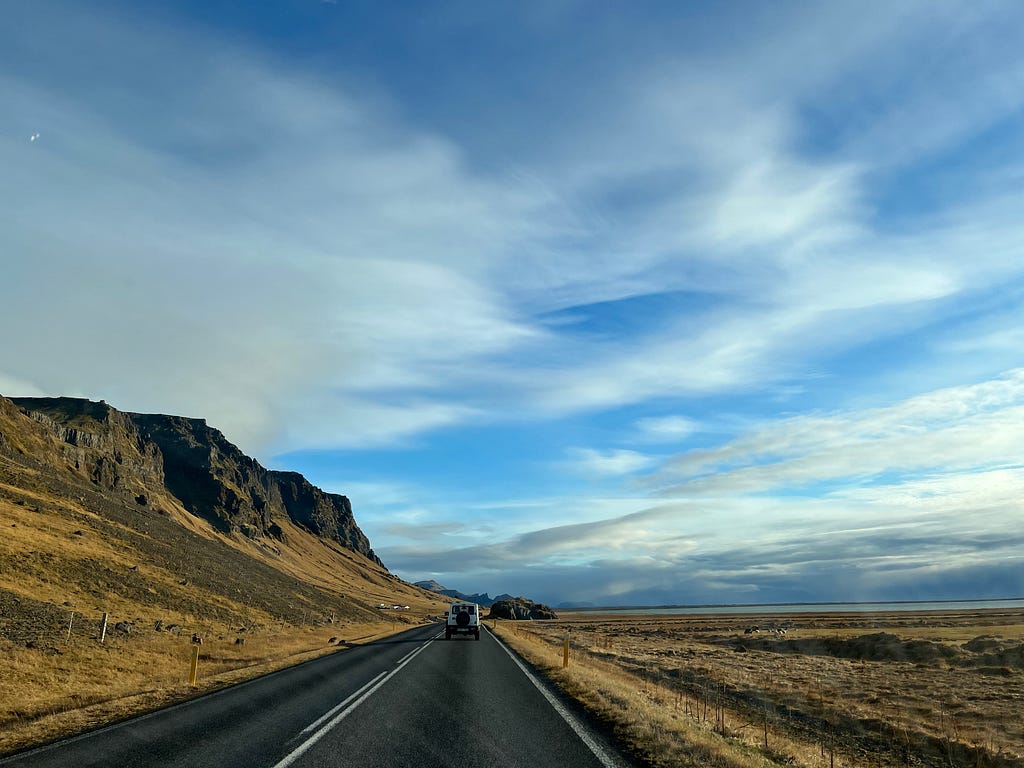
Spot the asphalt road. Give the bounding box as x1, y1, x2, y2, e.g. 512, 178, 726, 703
1, 625, 629, 768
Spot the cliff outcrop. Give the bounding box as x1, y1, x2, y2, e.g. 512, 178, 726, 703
488, 596, 558, 620
5, 397, 165, 495
5, 396, 380, 565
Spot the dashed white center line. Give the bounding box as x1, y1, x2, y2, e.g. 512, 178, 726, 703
273, 630, 442, 768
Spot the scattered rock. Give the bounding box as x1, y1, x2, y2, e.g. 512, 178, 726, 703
72, 530, 84, 536
963, 636, 1002, 653
975, 666, 1014, 676
235, 638, 245, 645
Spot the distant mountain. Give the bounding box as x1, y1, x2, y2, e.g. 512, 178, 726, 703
412, 580, 515, 608
414, 580, 447, 592
439, 590, 496, 606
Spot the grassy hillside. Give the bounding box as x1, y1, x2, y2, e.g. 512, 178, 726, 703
0, 395, 445, 755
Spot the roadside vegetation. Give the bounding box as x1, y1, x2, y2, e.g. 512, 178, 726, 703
0, 619, 406, 756
0, 461, 443, 756
492, 610, 1024, 768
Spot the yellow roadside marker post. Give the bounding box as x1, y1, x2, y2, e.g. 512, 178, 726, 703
563, 630, 570, 669
189, 643, 200, 687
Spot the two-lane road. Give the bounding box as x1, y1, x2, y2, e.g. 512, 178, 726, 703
1, 625, 629, 768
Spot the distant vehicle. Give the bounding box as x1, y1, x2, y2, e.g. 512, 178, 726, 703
445, 602, 481, 640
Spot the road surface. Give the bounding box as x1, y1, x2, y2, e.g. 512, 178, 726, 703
0, 625, 629, 768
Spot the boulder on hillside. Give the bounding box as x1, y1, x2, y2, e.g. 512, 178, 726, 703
488, 597, 557, 621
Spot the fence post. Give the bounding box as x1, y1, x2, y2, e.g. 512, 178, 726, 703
66, 611, 75, 644
563, 630, 570, 668
99, 613, 108, 643
189, 643, 200, 687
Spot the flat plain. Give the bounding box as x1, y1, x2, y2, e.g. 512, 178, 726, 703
496, 608, 1024, 767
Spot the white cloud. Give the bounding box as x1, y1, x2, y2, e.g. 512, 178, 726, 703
5, 1, 1024, 458
0, 372, 45, 398
565, 448, 654, 477
388, 371, 1024, 601
4, 1, 1024, 607
0, 8, 562, 456
633, 415, 698, 443
652, 369, 1024, 493
380, 503, 699, 574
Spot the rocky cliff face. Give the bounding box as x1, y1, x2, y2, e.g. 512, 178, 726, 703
5, 397, 381, 565
268, 470, 374, 558
7, 397, 165, 494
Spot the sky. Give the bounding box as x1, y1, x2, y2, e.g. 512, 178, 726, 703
3, 0, 1024, 607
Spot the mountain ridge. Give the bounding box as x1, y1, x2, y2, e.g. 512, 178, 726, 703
8, 396, 380, 565
413, 580, 514, 608
0, 392, 449, 640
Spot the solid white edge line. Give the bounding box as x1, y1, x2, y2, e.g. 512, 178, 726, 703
271, 630, 441, 768
486, 627, 625, 768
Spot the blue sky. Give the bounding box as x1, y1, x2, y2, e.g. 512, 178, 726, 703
3, 1, 1024, 606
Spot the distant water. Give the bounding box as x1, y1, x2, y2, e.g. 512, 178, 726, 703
574, 598, 1024, 616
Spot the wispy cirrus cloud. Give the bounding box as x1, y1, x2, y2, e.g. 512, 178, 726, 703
650, 369, 1024, 495
6, 0, 1024, 454
1, 3, 560, 454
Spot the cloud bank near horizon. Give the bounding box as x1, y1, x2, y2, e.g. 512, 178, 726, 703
374, 372, 1024, 605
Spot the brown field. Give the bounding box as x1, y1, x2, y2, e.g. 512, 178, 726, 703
493, 608, 1024, 768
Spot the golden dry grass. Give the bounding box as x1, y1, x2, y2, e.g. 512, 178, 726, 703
0, 620, 406, 755
493, 610, 1024, 768
492, 620, 789, 768
0, 469, 446, 757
